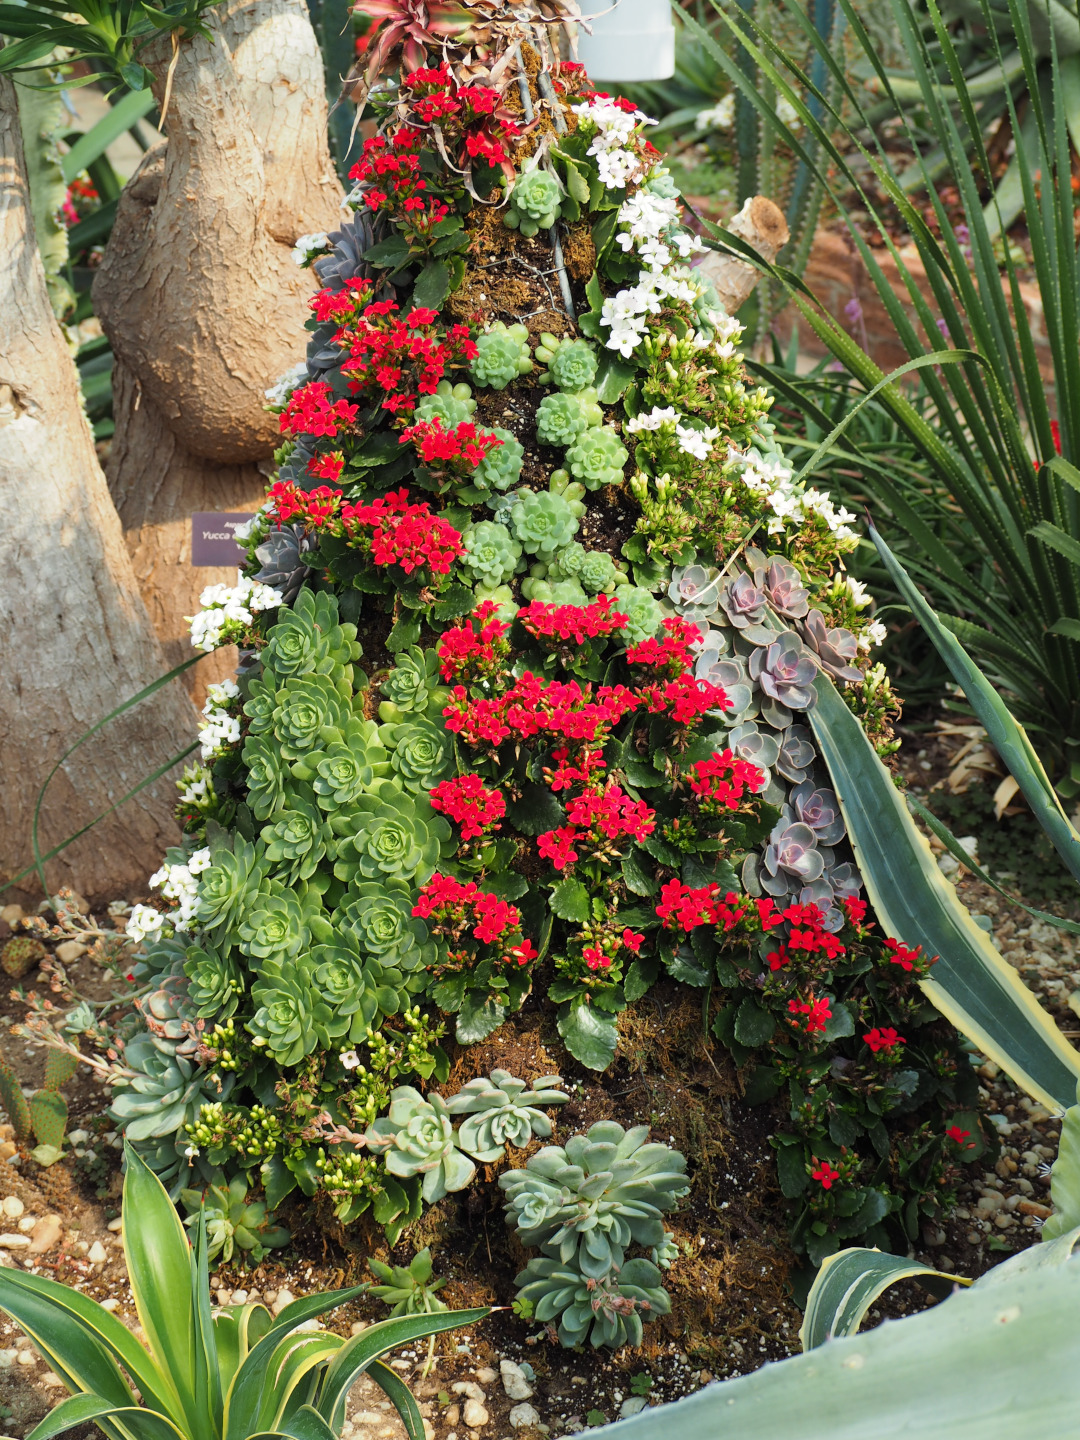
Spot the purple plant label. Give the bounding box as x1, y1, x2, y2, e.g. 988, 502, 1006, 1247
191, 513, 255, 567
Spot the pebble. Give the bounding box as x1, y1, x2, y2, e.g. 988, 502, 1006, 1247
107, 1217, 123, 1232
508, 1406, 540, 1429
0, 1350, 16, 1368
1, 1197, 24, 1219
475, 1368, 498, 1386
445, 1406, 461, 1428
17, 1217, 35, 1233
17, 1350, 35, 1365
55, 941, 86, 963
0, 1235, 30, 1250
618, 1399, 647, 1419
100, 1298, 120, 1312
28, 1215, 62, 1254
87, 1241, 108, 1263
453, 1382, 486, 1403
231, 1289, 248, 1306
501, 1361, 535, 1401
0, 905, 23, 926
463, 1400, 489, 1429
41, 1372, 65, 1388
349, 1321, 370, 1336
272, 1289, 295, 1315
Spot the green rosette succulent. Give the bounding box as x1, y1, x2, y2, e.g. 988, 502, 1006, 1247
262, 587, 360, 679
249, 955, 338, 1064
184, 945, 245, 1020
196, 837, 270, 941
547, 542, 620, 594
469, 322, 533, 390
460, 520, 522, 588
415, 380, 476, 427
473, 426, 524, 493
237, 886, 309, 962
292, 718, 390, 811
535, 335, 599, 394
499, 1120, 689, 1278
380, 646, 442, 717
309, 937, 372, 1030
273, 673, 352, 758
261, 795, 335, 883
382, 716, 454, 793
364, 1086, 475, 1203
109, 1033, 232, 1142
511, 490, 579, 557
334, 878, 431, 971
333, 778, 452, 885
535, 390, 602, 448
242, 733, 291, 821
504, 168, 562, 236
513, 1256, 671, 1349
242, 673, 278, 736
447, 1070, 568, 1163
565, 426, 629, 491
618, 586, 664, 644
181, 1174, 291, 1265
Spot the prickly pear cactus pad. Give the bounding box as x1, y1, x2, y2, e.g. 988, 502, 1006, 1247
100, 32, 998, 1304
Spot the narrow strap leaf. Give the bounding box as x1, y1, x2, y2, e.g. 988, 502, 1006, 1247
362, 1359, 425, 1440
801, 1248, 964, 1350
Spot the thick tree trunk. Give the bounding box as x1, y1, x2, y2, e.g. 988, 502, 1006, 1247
0, 73, 196, 907
93, 0, 343, 704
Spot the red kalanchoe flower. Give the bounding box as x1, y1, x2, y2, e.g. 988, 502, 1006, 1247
625, 616, 700, 675
518, 596, 629, 646
946, 1124, 975, 1149
307, 453, 345, 484
863, 1026, 905, 1053
340, 488, 463, 575
429, 773, 506, 841
884, 937, 937, 975
841, 895, 869, 927
279, 381, 359, 439
810, 1159, 841, 1190
787, 995, 832, 1034
688, 748, 766, 812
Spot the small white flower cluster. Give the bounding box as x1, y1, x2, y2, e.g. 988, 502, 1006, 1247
571, 95, 655, 190
126, 904, 165, 945
265, 361, 310, 409
626, 405, 721, 461
614, 188, 705, 272
291, 232, 329, 266
601, 268, 703, 358
695, 93, 735, 132
729, 446, 859, 544
198, 679, 241, 761
188, 572, 283, 652
146, 848, 212, 934
858, 620, 888, 652
177, 762, 215, 808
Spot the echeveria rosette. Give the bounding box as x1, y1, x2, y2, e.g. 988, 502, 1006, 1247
242, 733, 292, 821
242, 674, 278, 737
251, 525, 318, 606
380, 646, 443, 718
748, 633, 818, 723
184, 945, 246, 1020
720, 573, 768, 632
334, 878, 432, 971
499, 1120, 689, 1279
669, 564, 722, 620
547, 542, 621, 595
333, 778, 453, 885
291, 718, 390, 812
468, 322, 534, 390
381, 717, 454, 793
236, 885, 312, 962
447, 1070, 569, 1163
789, 780, 846, 846
109, 1032, 232, 1143
776, 724, 817, 784
415, 380, 476, 428
504, 168, 562, 237
761, 818, 825, 897
618, 587, 664, 645
261, 795, 335, 884
801, 609, 863, 684
474, 426, 524, 494
272, 673, 353, 759
262, 587, 361, 680
535, 334, 599, 394
195, 836, 270, 942
755, 556, 811, 620
460, 520, 522, 589
536, 391, 602, 448
512, 490, 579, 557
249, 956, 339, 1065
565, 427, 629, 491
364, 1086, 475, 1203
513, 1255, 670, 1350
309, 935, 374, 1032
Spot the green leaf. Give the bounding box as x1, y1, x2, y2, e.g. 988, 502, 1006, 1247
733, 997, 776, 1047
623, 954, 659, 1002
808, 671, 1080, 1111
1029, 519, 1080, 568
261, 1154, 298, 1212
557, 1000, 619, 1070
455, 993, 506, 1044
621, 847, 658, 896
386, 617, 422, 652
411, 260, 451, 311
28, 1399, 184, 1440
504, 783, 566, 836
1043, 1085, 1080, 1241
62, 89, 155, 184
550, 878, 590, 922
364, 237, 413, 268
800, 1249, 963, 1351
594, 354, 637, 404
365, 1359, 426, 1440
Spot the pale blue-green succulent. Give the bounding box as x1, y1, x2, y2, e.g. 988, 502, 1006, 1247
415, 380, 476, 427
535, 334, 598, 394
469, 322, 533, 390
473, 426, 524, 493
460, 520, 522, 588
536, 390, 602, 447
618, 586, 664, 644
447, 1070, 568, 1163
511, 490, 579, 557
364, 1086, 476, 1203
565, 426, 629, 490
504, 167, 562, 237
513, 1255, 671, 1349
262, 588, 361, 680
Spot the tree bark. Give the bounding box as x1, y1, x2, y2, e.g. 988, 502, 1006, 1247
0, 73, 196, 907
93, 0, 343, 704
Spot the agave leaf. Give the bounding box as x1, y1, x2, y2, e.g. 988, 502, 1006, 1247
808, 672, 1080, 1110
26, 1395, 186, 1440
252, 1334, 343, 1433
246, 1404, 338, 1440
122, 1146, 200, 1430
363, 1359, 426, 1440
597, 1259, 1080, 1438
0, 1266, 177, 1421
1042, 1085, 1080, 1241
192, 1211, 223, 1435
870, 520, 1080, 881
800, 1247, 964, 1350
313, 1309, 490, 1430
973, 1224, 1080, 1285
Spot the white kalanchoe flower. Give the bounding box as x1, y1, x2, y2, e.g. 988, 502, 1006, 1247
126, 904, 165, 945
340, 1050, 361, 1070
695, 93, 736, 131
626, 406, 679, 433
846, 575, 872, 609
676, 422, 721, 460
187, 572, 283, 652
291, 232, 329, 266
859, 620, 888, 652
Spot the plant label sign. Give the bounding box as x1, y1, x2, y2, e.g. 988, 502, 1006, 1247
191, 513, 255, 566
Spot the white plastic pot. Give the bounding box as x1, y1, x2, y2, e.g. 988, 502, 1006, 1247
575, 0, 675, 82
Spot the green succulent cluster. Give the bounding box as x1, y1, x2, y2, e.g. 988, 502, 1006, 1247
469, 322, 534, 390
565, 426, 629, 490
262, 587, 362, 680
364, 1086, 476, 1203
536, 389, 603, 448
262, 797, 335, 884
332, 777, 453, 884
535, 334, 599, 393
447, 1070, 568, 1162
504, 167, 562, 236
618, 586, 664, 643
381, 716, 455, 792
460, 520, 523, 588
548, 542, 624, 594
367, 1247, 447, 1317
379, 646, 444, 720
415, 380, 476, 427
184, 946, 245, 1019
180, 1172, 291, 1265
473, 426, 524, 493
514, 1255, 671, 1349
334, 879, 433, 971
511, 489, 580, 556
109, 1033, 232, 1145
